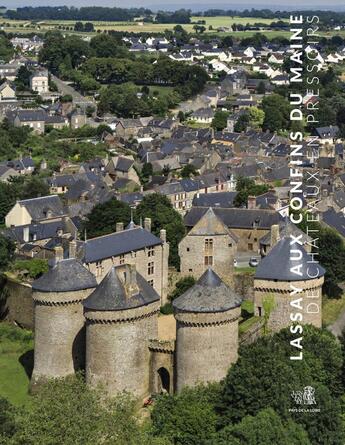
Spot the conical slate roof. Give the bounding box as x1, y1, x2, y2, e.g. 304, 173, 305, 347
173, 268, 242, 313
83, 266, 160, 311
32, 258, 97, 292
255, 237, 325, 281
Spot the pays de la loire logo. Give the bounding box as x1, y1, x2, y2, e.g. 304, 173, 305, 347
291, 386, 316, 405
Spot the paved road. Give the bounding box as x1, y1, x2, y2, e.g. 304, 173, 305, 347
51, 74, 94, 105
235, 252, 261, 268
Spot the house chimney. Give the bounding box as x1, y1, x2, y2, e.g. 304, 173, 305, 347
124, 264, 139, 297
23, 226, 29, 243
160, 229, 167, 242
116, 222, 124, 232
144, 217, 151, 232
69, 239, 77, 259
247, 195, 256, 210
54, 246, 64, 263
270, 224, 280, 248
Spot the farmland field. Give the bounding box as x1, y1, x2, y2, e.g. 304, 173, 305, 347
1, 16, 342, 40
0, 15, 288, 36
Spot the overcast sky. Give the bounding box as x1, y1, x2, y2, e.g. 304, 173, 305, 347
4, 0, 345, 10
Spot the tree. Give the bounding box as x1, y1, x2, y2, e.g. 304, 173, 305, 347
19, 176, 50, 200
211, 110, 229, 131
151, 385, 220, 445
169, 276, 196, 302
82, 198, 131, 239
12, 374, 171, 445
234, 114, 249, 132
0, 234, 15, 270
74, 21, 84, 32
15, 65, 32, 90
136, 194, 185, 269
233, 176, 269, 208
213, 408, 310, 445
262, 94, 290, 132
248, 106, 265, 130
141, 162, 153, 181
256, 80, 266, 94
180, 164, 199, 178
218, 326, 344, 444
84, 22, 94, 32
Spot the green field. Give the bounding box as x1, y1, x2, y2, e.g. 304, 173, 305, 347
322, 295, 345, 327
1, 15, 343, 39
0, 323, 33, 406
0, 15, 289, 37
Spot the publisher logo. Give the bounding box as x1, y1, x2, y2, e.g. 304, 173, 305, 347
291, 386, 316, 405
289, 386, 320, 413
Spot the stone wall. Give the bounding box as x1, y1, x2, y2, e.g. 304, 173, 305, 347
0, 276, 34, 330
85, 302, 160, 399
233, 273, 254, 301
174, 308, 240, 392
254, 277, 324, 332
179, 233, 235, 285
239, 319, 264, 346
31, 288, 94, 387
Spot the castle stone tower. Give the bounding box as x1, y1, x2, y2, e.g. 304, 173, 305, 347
84, 264, 160, 399
254, 237, 325, 332
31, 258, 97, 388
173, 268, 242, 392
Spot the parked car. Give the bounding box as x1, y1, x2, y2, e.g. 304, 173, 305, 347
249, 257, 259, 267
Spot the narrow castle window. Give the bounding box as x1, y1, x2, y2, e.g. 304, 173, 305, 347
148, 262, 154, 275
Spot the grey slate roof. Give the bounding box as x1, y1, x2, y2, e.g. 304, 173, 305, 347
185, 207, 281, 230
82, 227, 163, 263
18, 195, 65, 221
32, 259, 97, 292
83, 265, 159, 311
255, 237, 325, 281
173, 268, 242, 313
322, 208, 345, 238
192, 192, 238, 208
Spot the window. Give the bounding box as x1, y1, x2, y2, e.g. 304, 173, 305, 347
189, 268, 193, 272
186, 247, 190, 252
205, 238, 213, 253
148, 279, 154, 287
228, 243, 232, 247
147, 247, 155, 257
119, 254, 125, 265
148, 261, 154, 275
204, 256, 213, 266
96, 261, 103, 277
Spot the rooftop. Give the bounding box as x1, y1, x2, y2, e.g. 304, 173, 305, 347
173, 268, 242, 313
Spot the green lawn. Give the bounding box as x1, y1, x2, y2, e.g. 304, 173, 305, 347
235, 267, 255, 274
239, 316, 261, 335
322, 295, 345, 327
0, 323, 33, 406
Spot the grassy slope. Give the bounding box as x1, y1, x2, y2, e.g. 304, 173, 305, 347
322, 295, 345, 327
0, 323, 33, 406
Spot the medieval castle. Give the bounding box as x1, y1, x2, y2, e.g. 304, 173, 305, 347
30, 213, 324, 399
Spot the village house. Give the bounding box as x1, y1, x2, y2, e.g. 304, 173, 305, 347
184, 207, 281, 252
190, 108, 215, 124
8, 109, 67, 134
5, 195, 66, 228
106, 156, 140, 185
30, 69, 49, 94
0, 81, 16, 101
79, 219, 169, 304
179, 207, 238, 285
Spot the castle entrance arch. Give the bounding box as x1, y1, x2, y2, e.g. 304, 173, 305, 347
157, 367, 170, 393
